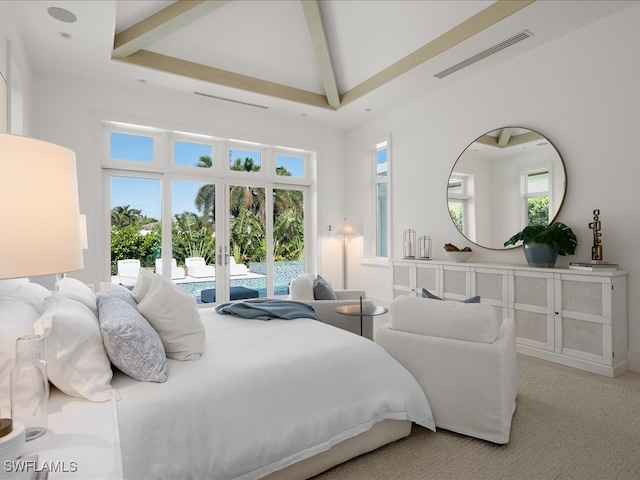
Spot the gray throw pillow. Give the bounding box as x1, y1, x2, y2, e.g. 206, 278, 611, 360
422, 288, 480, 304
314, 275, 337, 300
97, 295, 168, 382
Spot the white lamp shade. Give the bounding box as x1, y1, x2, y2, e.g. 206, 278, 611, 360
334, 218, 356, 236
0, 134, 83, 279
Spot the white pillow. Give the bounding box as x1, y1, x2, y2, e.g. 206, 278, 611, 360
33, 295, 113, 401
288, 273, 315, 301
137, 274, 206, 361
390, 295, 498, 344
0, 295, 40, 416
131, 268, 156, 303
56, 277, 97, 316
7, 283, 52, 314
0, 278, 29, 293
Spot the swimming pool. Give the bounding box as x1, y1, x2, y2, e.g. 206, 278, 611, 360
178, 261, 304, 301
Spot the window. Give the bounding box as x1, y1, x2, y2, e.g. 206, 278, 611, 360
448, 177, 464, 232
524, 169, 550, 227
275, 154, 304, 178
103, 121, 313, 302
109, 175, 161, 275
448, 174, 474, 236
375, 140, 389, 257
174, 140, 212, 168
229, 148, 261, 172
110, 132, 153, 163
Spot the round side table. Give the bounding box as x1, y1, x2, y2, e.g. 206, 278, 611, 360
335, 302, 388, 336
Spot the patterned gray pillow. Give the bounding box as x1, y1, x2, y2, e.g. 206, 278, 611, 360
98, 283, 137, 307
97, 295, 167, 382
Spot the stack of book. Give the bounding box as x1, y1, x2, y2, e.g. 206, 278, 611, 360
568, 261, 619, 271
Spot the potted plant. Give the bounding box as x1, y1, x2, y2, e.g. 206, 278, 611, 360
504, 222, 577, 268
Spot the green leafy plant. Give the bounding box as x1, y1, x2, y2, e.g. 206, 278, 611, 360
504, 221, 577, 255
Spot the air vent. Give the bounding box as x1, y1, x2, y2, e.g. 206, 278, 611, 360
434, 30, 533, 79
194, 92, 269, 110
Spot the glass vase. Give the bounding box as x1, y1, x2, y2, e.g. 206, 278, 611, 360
10, 334, 49, 441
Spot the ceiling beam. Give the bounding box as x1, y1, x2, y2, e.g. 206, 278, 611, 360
113, 0, 231, 59
476, 130, 543, 147
116, 49, 332, 109
497, 128, 513, 147
340, 0, 536, 107
300, 0, 340, 110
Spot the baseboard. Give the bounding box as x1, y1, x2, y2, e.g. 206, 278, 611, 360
627, 349, 640, 373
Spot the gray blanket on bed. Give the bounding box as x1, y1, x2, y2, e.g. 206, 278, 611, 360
214, 298, 320, 320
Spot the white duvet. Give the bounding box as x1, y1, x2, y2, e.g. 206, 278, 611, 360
112, 309, 434, 480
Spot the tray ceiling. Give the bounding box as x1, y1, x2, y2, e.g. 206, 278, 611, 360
9, 0, 639, 128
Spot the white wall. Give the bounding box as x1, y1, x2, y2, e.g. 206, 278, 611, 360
345, 4, 640, 370
0, 2, 33, 136
29, 75, 346, 289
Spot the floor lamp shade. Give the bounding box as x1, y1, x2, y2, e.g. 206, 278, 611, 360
0, 134, 83, 279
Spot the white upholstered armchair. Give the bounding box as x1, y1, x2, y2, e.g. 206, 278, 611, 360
375, 295, 517, 444
287, 273, 375, 339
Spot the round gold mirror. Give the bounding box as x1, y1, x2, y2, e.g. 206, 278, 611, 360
447, 127, 567, 250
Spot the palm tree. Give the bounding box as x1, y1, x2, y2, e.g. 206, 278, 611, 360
194, 155, 215, 232
228, 157, 263, 217
111, 205, 143, 228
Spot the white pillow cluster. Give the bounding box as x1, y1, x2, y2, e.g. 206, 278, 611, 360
0, 273, 207, 407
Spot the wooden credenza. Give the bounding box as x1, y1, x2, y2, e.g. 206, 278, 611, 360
391, 259, 628, 377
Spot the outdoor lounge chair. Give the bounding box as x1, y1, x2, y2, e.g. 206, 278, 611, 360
230, 257, 249, 276
117, 259, 141, 287
185, 257, 216, 278
155, 258, 186, 280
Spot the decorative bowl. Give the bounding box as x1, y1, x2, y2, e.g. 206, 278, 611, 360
445, 251, 473, 263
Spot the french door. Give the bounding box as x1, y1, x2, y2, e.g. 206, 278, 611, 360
218, 181, 306, 303
108, 172, 306, 303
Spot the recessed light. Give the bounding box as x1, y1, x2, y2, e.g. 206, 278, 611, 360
59, 32, 73, 40
300, 114, 308, 117
47, 7, 77, 23
138, 79, 148, 83
365, 108, 373, 112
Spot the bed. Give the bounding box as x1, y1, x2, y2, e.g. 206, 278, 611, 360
111, 308, 435, 480
1, 277, 434, 479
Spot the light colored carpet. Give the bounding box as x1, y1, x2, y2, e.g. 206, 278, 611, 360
313, 357, 640, 480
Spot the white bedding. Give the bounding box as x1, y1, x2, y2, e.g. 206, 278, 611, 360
112, 309, 434, 480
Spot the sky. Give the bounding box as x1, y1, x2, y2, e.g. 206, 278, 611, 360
110, 133, 304, 220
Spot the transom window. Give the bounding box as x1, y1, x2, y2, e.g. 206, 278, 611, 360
110, 132, 154, 163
